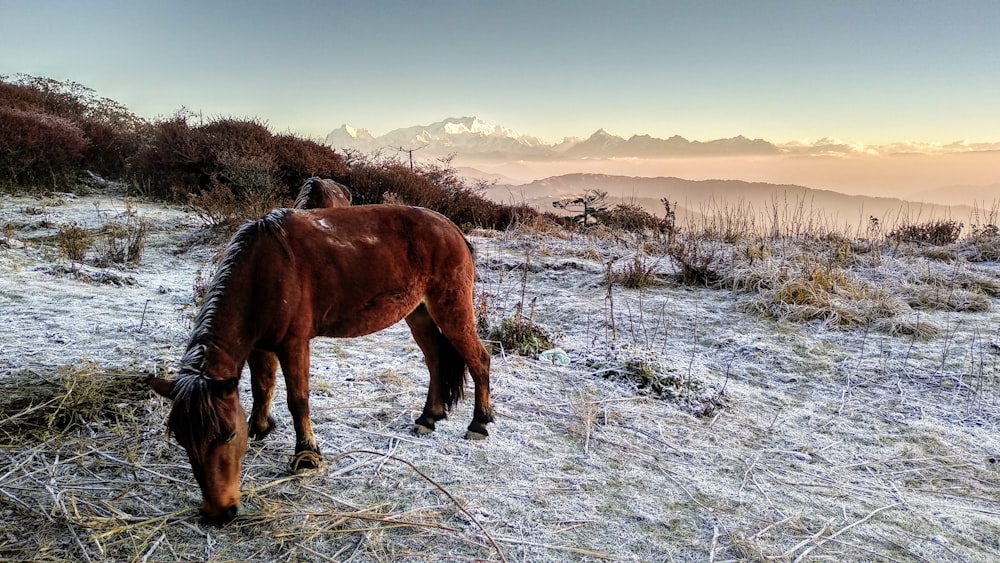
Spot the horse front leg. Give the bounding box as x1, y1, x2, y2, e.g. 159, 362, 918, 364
277, 340, 321, 472
247, 349, 279, 440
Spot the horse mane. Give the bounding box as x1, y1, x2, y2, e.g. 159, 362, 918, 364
169, 209, 293, 453
293, 178, 321, 209
166, 367, 220, 455
294, 177, 351, 209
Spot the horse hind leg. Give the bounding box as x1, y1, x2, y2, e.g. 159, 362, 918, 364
405, 305, 459, 435
248, 349, 279, 440
424, 302, 494, 440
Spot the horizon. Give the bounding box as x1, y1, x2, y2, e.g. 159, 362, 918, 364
329, 114, 1000, 156
3, 1, 1000, 148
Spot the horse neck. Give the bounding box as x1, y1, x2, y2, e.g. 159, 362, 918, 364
189, 248, 268, 381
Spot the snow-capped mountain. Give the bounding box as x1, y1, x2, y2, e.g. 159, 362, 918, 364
325, 116, 553, 158
326, 117, 779, 159
561, 131, 778, 158
324, 117, 1000, 160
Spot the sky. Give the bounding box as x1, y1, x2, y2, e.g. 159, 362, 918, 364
2, 1, 999, 147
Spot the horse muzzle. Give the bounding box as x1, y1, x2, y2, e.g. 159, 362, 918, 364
200, 503, 239, 526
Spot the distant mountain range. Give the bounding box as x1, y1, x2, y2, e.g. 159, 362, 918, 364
326, 116, 1000, 160
326, 116, 777, 159
485, 173, 978, 228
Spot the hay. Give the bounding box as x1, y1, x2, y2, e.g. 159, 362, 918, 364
0, 364, 151, 444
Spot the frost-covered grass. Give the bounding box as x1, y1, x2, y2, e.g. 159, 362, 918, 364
1, 191, 999, 561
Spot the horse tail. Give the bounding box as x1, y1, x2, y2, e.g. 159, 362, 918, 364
439, 331, 467, 411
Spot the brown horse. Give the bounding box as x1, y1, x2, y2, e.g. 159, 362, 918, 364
293, 177, 352, 209
148, 205, 493, 525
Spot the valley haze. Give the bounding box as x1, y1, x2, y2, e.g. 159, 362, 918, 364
327, 116, 1000, 208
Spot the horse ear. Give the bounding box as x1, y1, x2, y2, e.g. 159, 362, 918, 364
147, 377, 176, 399
210, 377, 240, 397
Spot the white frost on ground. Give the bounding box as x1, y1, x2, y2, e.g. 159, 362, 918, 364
1, 192, 999, 561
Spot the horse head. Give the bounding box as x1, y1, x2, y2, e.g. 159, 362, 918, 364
148, 373, 248, 525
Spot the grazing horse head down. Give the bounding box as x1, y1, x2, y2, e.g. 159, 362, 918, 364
149, 205, 492, 525
293, 177, 352, 209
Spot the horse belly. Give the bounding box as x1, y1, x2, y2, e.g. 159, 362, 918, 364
315, 291, 422, 339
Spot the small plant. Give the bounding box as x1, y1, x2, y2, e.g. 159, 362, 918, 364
552, 189, 608, 226
590, 352, 728, 417
596, 203, 662, 233
668, 234, 721, 286
57, 222, 91, 261
92, 213, 148, 267
604, 253, 663, 288
474, 291, 493, 339
960, 218, 1000, 262
488, 313, 553, 356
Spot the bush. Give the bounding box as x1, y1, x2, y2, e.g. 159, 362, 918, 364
273, 134, 347, 188
888, 220, 962, 246
130, 114, 346, 224
488, 316, 553, 356
57, 222, 91, 261
596, 203, 663, 232
339, 152, 536, 230
668, 234, 722, 286
604, 254, 663, 288
0, 75, 144, 190
92, 214, 149, 267
0, 107, 87, 189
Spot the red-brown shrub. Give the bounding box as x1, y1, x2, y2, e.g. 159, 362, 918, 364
0, 106, 87, 188
131, 115, 347, 204
273, 134, 346, 189
1, 75, 144, 188
338, 152, 536, 230
128, 116, 209, 197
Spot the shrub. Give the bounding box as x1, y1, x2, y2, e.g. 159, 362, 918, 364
57, 222, 91, 261
668, 234, 722, 286
959, 223, 1000, 262
888, 220, 962, 246
596, 203, 662, 232
604, 254, 663, 288
0, 107, 87, 189
1, 75, 144, 189
127, 115, 208, 196
272, 134, 347, 188
339, 152, 536, 230
92, 215, 148, 267
488, 316, 553, 356
129, 114, 351, 227
87, 201, 148, 268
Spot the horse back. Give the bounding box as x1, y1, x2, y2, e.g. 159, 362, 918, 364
278, 205, 474, 339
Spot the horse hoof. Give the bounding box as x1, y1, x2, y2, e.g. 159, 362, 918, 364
465, 430, 488, 440
289, 450, 323, 473
413, 423, 434, 436
249, 417, 277, 441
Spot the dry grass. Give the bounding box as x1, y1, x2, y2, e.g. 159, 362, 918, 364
0, 364, 150, 442
0, 366, 513, 562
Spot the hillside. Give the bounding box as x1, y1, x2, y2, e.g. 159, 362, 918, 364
486, 173, 978, 231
